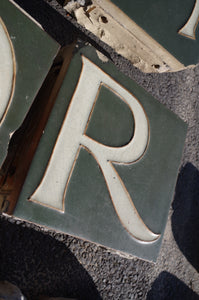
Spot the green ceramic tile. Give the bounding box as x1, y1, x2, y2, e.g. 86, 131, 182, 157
13, 45, 187, 262
111, 0, 199, 66
0, 0, 59, 166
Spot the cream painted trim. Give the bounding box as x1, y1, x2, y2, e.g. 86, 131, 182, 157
94, 0, 184, 71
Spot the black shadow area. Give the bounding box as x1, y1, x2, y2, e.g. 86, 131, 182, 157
0, 217, 101, 300
12, 0, 113, 61
172, 163, 199, 272
147, 271, 199, 300
13, 0, 77, 46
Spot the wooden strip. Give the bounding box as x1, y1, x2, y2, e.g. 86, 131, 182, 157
0, 43, 76, 214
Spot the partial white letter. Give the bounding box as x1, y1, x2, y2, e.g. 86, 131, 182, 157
0, 18, 15, 123
179, 0, 199, 39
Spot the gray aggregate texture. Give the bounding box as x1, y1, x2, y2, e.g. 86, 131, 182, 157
0, 0, 199, 299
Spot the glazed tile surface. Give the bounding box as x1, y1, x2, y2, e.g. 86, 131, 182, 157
0, 0, 59, 166
13, 46, 187, 261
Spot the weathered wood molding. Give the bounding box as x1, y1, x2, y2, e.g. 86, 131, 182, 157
64, 0, 184, 73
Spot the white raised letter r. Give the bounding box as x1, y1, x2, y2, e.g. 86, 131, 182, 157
30, 56, 159, 242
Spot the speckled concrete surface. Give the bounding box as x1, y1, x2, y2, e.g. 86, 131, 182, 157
0, 0, 199, 299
